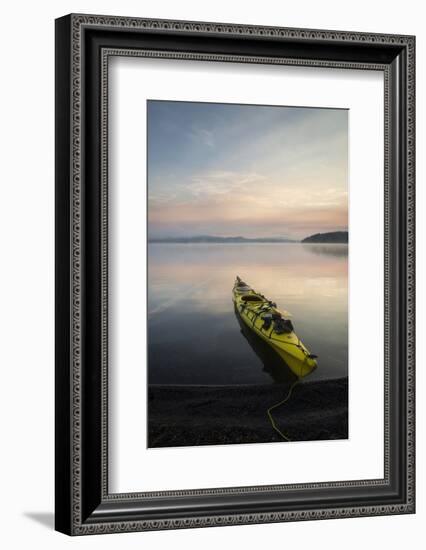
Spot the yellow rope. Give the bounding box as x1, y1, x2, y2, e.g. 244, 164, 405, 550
266, 380, 299, 442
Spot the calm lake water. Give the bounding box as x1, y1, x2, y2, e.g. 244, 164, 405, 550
148, 243, 348, 385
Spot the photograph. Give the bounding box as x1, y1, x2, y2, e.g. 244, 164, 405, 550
147, 100, 349, 448
52, 8, 415, 538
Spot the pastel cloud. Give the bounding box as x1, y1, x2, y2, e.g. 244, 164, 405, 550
148, 101, 348, 240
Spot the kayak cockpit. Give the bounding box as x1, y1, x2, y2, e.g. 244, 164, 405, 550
240, 294, 264, 303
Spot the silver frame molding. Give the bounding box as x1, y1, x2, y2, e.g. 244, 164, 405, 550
55, 14, 415, 535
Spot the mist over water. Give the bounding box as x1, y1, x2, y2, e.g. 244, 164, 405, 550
148, 243, 348, 385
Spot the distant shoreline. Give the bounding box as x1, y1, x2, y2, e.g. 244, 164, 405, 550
148, 231, 348, 244
302, 231, 348, 244
148, 237, 296, 244
148, 241, 348, 245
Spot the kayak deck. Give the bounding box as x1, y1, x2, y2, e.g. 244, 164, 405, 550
232, 276, 317, 378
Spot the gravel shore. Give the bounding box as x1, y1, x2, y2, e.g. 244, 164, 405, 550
148, 377, 348, 448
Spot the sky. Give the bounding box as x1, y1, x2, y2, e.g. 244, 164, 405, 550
147, 100, 348, 240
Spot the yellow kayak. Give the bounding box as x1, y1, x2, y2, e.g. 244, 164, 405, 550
233, 276, 317, 378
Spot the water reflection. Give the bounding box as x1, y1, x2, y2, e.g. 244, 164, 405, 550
304, 243, 349, 258
234, 307, 299, 385
148, 243, 348, 384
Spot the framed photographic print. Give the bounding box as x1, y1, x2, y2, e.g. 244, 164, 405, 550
55, 14, 415, 535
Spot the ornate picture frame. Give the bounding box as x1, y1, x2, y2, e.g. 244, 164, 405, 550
55, 14, 415, 535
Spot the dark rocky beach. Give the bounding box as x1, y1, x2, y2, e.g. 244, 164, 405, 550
148, 377, 348, 448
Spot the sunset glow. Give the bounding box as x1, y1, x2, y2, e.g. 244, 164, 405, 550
147, 101, 348, 240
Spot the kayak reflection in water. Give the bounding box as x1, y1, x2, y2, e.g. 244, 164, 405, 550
234, 307, 298, 385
